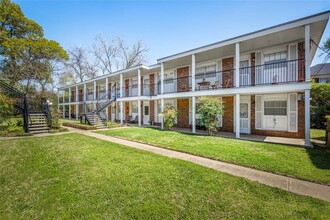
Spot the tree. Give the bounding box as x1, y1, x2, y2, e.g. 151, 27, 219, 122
159, 104, 178, 130
0, 0, 68, 94
64, 47, 97, 83
0, 94, 14, 124
197, 97, 223, 135
311, 81, 330, 129
117, 38, 148, 69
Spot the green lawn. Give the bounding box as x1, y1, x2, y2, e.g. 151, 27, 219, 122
0, 134, 329, 219
96, 127, 330, 185
311, 128, 326, 142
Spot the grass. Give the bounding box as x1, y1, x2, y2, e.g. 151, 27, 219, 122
0, 133, 329, 219
60, 119, 96, 130
311, 128, 326, 142
96, 127, 330, 185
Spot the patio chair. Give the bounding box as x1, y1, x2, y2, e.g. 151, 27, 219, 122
126, 115, 132, 123
222, 79, 232, 88
211, 81, 219, 90
132, 116, 139, 124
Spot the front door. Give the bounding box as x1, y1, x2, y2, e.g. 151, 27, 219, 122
239, 96, 251, 134
143, 101, 149, 125
240, 102, 250, 134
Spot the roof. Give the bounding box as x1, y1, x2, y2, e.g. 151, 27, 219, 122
157, 10, 330, 62
311, 63, 330, 76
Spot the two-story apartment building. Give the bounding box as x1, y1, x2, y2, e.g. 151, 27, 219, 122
58, 11, 330, 146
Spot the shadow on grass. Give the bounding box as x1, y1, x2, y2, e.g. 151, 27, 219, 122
307, 147, 330, 170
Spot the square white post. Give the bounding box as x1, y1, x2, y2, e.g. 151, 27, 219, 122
138, 100, 141, 126
105, 77, 109, 95
83, 83, 86, 113
138, 68, 141, 96
62, 105, 65, 119
161, 98, 164, 129
69, 104, 71, 120
93, 81, 97, 110
120, 74, 123, 98
75, 85, 78, 102
68, 87, 71, 103
120, 101, 124, 125
235, 94, 240, 138
192, 96, 196, 133
161, 63, 164, 94
305, 90, 311, 146
76, 104, 79, 120
192, 54, 196, 91
235, 43, 240, 88
305, 24, 310, 82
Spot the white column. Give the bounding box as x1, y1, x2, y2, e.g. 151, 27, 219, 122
93, 81, 97, 109
83, 83, 86, 113
75, 104, 79, 120
138, 100, 141, 126
235, 94, 240, 138
305, 90, 311, 147
75, 85, 78, 102
160, 63, 164, 94
305, 24, 310, 82
69, 104, 71, 120
68, 87, 71, 103
120, 101, 124, 125
62, 105, 65, 119
192, 54, 196, 91
161, 98, 164, 129
120, 74, 123, 98
235, 43, 240, 88
138, 68, 141, 96
105, 77, 109, 94
192, 96, 196, 133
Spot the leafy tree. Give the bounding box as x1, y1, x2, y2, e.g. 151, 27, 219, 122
159, 104, 178, 130
0, 94, 14, 124
197, 96, 223, 135
311, 82, 330, 129
0, 0, 68, 94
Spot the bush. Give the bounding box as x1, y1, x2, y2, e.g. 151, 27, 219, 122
0, 94, 15, 124
106, 121, 121, 128
159, 105, 178, 130
51, 109, 61, 129
16, 119, 23, 127
197, 97, 223, 136
311, 82, 330, 129
62, 122, 96, 130
326, 115, 330, 131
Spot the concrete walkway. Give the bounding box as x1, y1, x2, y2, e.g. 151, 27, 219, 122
65, 127, 330, 202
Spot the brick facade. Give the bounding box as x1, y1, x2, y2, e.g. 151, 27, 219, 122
177, 67, 190, 92
150, 100, 155, 122
177, 98, 190, 128
219, 96, 234, 132
298, 42, 305, 82
251, 53, 255, 86
251, 94, 305, 139
222, 57, 234, 88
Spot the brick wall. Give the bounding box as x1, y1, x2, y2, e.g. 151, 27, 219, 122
298, 42, 305, 82
222, 57, 234, 88
251, 94, 305, 139
177, 67, 190, 92
177, 98, 190, 128
150, 100, 155, 122
251, 53, 255, 86
219, 96, 234, 132
150, 74, 155, 95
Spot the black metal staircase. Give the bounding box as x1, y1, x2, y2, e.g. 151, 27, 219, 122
84, 89, 116, 128
0, 79, 51, 134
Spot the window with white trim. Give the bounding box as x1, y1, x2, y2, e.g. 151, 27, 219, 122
264, 51, 287, 69
264, 101, 287, 115
195, 64, 216, 79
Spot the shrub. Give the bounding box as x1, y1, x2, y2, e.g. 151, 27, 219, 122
62, 122, 96, 130
197, 96, 223, 136
106, 121, 121, 128
16, 119, 23, 127
159, 104, 178, 130
0, 94, 15, 124
51, 109, 61, 129
311, 82, 330, 129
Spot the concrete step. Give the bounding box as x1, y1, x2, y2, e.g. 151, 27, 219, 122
30, 130, 49, 134
29, 126, 50, 131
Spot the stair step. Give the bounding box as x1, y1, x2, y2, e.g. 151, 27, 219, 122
29, 127, 50, 131
30, 130, 49, 134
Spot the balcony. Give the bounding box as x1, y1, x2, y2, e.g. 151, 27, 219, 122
195, 70, 235, 91
162, 76, 192, 94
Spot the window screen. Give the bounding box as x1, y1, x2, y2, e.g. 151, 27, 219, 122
264, 101, 287, 115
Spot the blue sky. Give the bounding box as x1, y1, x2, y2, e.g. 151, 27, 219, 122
15, 0, 330, 66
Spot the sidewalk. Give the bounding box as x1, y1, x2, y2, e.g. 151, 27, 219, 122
66, 127, 330, 202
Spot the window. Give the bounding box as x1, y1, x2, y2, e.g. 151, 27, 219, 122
164, 72, 174, 84
132, 102, 138, 113
264, 101, 287, 115
196, 64, 216, 79
264, 51, 287, 69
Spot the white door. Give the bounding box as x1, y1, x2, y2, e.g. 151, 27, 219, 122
143, 101, 150, 125
240, 102, 250, 134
